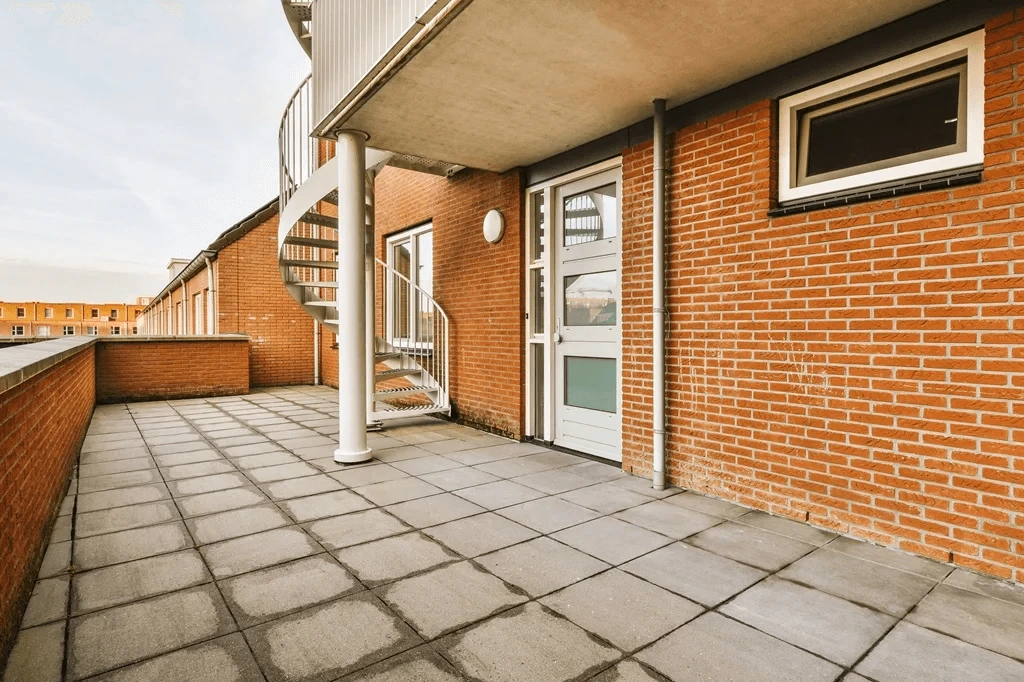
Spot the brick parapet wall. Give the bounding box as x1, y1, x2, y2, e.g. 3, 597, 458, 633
0, 342, 95, 670
94, 337, 250, 403
621, 11, 1024, 581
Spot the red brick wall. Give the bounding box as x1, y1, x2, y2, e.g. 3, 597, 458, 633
621, 12, 1024, 582
94, 339, 249, 403
0, 345, 94, 668
320, 166, 525, 437
216, 213, 316, 387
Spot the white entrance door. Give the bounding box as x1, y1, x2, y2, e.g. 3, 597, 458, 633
553, 168, 622, 460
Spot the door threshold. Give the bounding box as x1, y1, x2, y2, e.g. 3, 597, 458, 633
526, 438, 622, 468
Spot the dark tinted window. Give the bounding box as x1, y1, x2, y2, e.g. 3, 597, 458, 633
804, 73, 961, 179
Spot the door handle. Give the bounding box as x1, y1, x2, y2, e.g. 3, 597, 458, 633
554, 317, 563, 344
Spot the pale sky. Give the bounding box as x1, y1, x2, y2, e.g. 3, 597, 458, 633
0, 1, 309, 302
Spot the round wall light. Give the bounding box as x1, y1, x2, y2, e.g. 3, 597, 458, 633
483, 209, 505, 244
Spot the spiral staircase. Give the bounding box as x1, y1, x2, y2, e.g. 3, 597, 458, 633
277, 71, 458, 423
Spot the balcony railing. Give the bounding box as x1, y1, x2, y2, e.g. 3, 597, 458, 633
279, 74, 316, 213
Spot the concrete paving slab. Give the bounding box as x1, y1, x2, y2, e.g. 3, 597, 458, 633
74, 522, 190, 570
636, 612, 841, 682
262, 474, 345, 500
166, 472, 251, 497
622, 541, 767, 607
665, 491, 750, 519
423, 512, 539, 558
77, 470, 160, 494
944, 568, 1024, 607
452, 480, 547, 510
559, 460, 628, 482
280, 489, 373, 522
614, 500, 722, 540
610, 476, 680, 498
201, 527, 321, 579
438, 602, 618, 682
246, 461, 321, 483
418, 438, 481, 455
306, 508, 409, 550
337, 645, 463, 681
474, 454, 564, 479
79, 447, 152, 466
336, 532, 458, 586
827, 536, 952, 580
161, 460, 236, 481
721, 577, 895, 666
856, 621, 1024, 682
232, 451, 300, 469
511, 468, 596, 495
37, 541, 71, 579
79, 458, 155, 479
222, 442, 282, 457
780, 547, 937, 617
443, 445, 530, 467
588, 660, 668, 682
150, 441, 213, 456
244, 592, 422, 682
552, 516, 673, 565
330, 463, 409, 488
175, 486, 269, 518
378, 560, 527, 639
372, 445, 434, 463
221, 555, 360, 627
1, 622, 64, 682
145, 433, 204, 447
541, 569, 703, 651
417, 466, 500, 491
75, 500, 180, 538
186, 503, 292, 544
687, 521, 816, 571
212, 435, 267, 448
354, 477, 444, 506
20, 576, 69, 628
71, 550, 210, 615
154, 450, 223, 467
76, 484, 170, 513
734, 510, 837, 546
477, 537, 609, 597
87, 633, 264, 682
496, 496, 600, 534
385, 493, 485, 528
558, 481, 652, 514
389, 455, 464, 476
49, 515, 71, 543
67, 583, 235, 680
907, 583, 1024, 661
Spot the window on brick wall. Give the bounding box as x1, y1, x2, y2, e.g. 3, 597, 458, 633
132, 326, 138, 335
86, 326, 98, 336
778, 30, 984, 204
90, 308, 98, 319
65, 308, 74, 318
63, 326, 75, 336
386, 223, 433, 347
44, 307, 53, 318
110, 309, 118, 320
36, 326, 50, 337
110, 327, 121, 336
12, 325, 24, 336
16, 307, 25, 318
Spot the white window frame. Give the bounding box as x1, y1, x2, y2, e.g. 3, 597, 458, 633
43, 308, 53, 319
110, 327, 122, 336
194, 293, 204, 336
385, 222, 433, 349
16, 307, 25, 318
86, 326, 98, 336
12, 325, 24, 336
36, 326, 50, 337
778, 30, 985, 204
65, 308, 74, 319
63, 326, 75, 336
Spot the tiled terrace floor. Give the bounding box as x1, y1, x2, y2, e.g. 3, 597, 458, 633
6, 385, 1024, 681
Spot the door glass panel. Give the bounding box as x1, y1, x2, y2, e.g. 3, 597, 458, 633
564, 357, 616, 413
564, 271, 616, 326
563, 183, 617, 246
392, 241, 411, 339
531, 269, 545, 334
531, 192, 545, 260
416, 231, 434, 342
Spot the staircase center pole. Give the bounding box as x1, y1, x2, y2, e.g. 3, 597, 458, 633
334, 130, 373, 464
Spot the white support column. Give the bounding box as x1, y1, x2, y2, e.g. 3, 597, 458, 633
335, 131, 372, 464
365, 170, 378, 428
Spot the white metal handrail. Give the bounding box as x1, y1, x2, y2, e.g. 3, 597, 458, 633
279, 74, 315, 213
376, 256, 450, 409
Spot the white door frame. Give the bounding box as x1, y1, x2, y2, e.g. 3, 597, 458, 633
524, 158, 623, 460
384, 222, 433, 349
